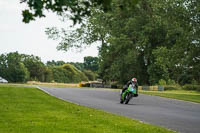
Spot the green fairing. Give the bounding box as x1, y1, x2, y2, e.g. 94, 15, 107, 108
122, 86, 137, 100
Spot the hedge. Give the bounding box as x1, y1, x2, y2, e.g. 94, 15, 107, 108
163, 85, 180, 91
182, 84, 200, 91
51, 64, 88, 83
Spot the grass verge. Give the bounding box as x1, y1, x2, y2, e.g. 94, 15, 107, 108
0, 84, 174, 133
140, 90, 200, 103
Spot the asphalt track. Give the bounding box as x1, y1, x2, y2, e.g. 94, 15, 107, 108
38, 86, 200, 133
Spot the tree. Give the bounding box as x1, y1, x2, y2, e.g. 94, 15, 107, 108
23, 55, 47, 81
0, 52, 29, 83
67, 62, 84, 71
97, 0, 200, 85
43, 67, 53, 82
20, 0, 113, 24
46, 60, 65, 66
83, 70, 96, 81
83, 56, 98, 72
44, 0, 200, 85
147, 47, 170, 84
11, 62, 30, 82
51, 64, 88, 83
46, 60, 57, 66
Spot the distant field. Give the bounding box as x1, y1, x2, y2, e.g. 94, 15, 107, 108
140, 90, 200, 103
0, 84, 174, 133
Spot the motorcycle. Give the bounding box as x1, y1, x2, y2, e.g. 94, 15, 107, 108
120, 84, 138, 104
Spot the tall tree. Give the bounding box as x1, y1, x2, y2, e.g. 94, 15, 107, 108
23, 55, 48, 82
84, 56, 99, 72
20, 0, 114, 24
0, 52, 29, 82
45, 0, 200, 85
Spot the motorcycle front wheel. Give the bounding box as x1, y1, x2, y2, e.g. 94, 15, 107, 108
125, 93, 131, 104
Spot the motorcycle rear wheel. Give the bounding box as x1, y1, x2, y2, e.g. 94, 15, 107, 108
120, 94, 124, 104
120, 99, 123, 104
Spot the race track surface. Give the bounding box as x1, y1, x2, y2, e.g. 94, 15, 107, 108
38, 86, 200, 133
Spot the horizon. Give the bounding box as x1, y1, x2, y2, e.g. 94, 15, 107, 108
0, 50, 98, 64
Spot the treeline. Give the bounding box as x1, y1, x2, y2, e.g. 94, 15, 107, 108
0, 52, 98, 83
96, 0, 200, 85
51, 0, 199, 85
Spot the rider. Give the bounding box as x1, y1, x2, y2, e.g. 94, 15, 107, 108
121, 78, 138, 96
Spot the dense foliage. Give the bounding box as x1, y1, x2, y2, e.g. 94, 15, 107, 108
0, 52, 30, 83
20, 0, 200, 85
0, 52, 97, 83
23, 54, 53, 82
50, 64, 88, 83
20, 0, 115, 24
83, 70, 96, 81
83, 56, 99, 72
46, 0, 200, 85
97, 0, 200, 85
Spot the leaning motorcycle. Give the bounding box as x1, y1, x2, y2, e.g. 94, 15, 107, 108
120, 84, 138, 104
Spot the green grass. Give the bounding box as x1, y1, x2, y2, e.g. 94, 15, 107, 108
140, 90, 200, 103
0, 84, 174, 133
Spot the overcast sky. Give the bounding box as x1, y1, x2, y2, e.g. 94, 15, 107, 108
0, 0, 99, 63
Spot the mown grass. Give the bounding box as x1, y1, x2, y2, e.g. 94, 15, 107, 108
140, 90, 200, 103
0, 84, 174, 133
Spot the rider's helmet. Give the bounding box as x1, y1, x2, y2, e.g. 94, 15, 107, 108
132, 78, 137, 83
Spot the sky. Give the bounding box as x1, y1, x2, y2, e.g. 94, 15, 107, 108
0, 0, 99, 63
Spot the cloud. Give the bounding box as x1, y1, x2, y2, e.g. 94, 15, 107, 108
0, 0, 24, 11
0, 0, 99, 63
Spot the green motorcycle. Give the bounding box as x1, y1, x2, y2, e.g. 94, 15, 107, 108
120, 84, 138, 104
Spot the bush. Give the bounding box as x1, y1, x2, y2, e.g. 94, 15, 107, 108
163, 85, 180, 91
78, 72, 88, 82
51, 67, 70, 83
4, 62, 30, 83
51, 64, 88, 83
63, 64, 88, 82
158, 79, 167, 85
14, 63, 30, 82
167, 79, 176, 85
191, 79, 198, 85
43, 67, 53, 82
182, 84, 200, 91
0, 52, 30, 83
178, 73, 193, 85
83, 70, 96, 81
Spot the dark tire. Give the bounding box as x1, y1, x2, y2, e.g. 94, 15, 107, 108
120, 99, 123, 104
120, 95, 124, 104
125, 94, 130, 104
125, 99, 130, 104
